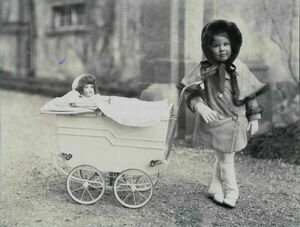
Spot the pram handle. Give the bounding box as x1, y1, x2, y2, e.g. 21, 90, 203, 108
165, 80, 203, 160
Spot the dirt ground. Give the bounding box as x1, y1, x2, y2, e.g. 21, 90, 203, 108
0, 89, 299, 227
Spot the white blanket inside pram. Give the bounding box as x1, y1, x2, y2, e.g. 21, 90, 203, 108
40, 94, 169, 127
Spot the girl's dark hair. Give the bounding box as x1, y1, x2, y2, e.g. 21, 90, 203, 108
75, 74, 99, 94
201, 19, 242, 64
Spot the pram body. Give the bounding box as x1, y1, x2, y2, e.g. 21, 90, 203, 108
43, 81, 200, 208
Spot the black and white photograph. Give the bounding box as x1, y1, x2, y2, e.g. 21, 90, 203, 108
0, 0, 299, 226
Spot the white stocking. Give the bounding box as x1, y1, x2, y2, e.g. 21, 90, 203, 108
208, 153, 223, 196
216, 151, 239, 199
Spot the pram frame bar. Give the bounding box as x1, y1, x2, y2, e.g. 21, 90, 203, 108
164, 80, 204, 161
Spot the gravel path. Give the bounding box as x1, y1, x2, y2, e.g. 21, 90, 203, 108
0, 89, 299, 227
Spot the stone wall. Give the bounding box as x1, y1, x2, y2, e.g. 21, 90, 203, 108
0, 0, 19, 74
0, 0, 33, 77
0, 35, 18, 74
34, 0, 117, 81
0, 0, 145, 88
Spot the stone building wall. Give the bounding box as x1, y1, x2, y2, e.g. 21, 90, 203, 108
34, 0, 117, 81
0, 0, 33, 77
0, 0, 205, 86
0, 0, 19, 74
0, 0, 145, 86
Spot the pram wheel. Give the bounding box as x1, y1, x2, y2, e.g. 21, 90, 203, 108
113, 169, 153, 209
66, 165, 105, 205
138, 173, 159, 192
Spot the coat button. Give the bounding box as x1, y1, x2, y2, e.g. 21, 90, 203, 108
232, 116, 238, 121
218, 93, 224, 98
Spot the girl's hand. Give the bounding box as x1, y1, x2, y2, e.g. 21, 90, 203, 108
247, 120, 259, 135
194, 103, 219, 123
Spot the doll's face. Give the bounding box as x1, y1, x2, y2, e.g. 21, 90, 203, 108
209, 33, 232, 62
82, 84, 95, 97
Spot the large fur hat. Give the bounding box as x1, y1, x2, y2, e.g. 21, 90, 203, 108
201, 19, 242, 64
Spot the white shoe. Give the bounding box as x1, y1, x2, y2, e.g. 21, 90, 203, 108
209, 193, 224, 204
223, 197, 237, 208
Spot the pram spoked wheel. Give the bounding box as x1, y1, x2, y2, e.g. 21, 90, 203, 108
66, 165, 105, 205
113, 169, 153, 208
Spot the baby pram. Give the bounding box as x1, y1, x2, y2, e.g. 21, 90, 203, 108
40, 83, 201, 209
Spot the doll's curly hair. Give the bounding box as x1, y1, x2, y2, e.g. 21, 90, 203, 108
75, 74, 99, 95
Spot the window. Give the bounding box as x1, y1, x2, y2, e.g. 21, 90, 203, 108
52, 3, 86, 30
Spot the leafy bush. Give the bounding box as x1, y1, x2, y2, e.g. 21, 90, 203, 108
245, 120, 300, 165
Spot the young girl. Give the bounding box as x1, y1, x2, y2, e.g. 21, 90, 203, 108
179, 20, 267, 208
